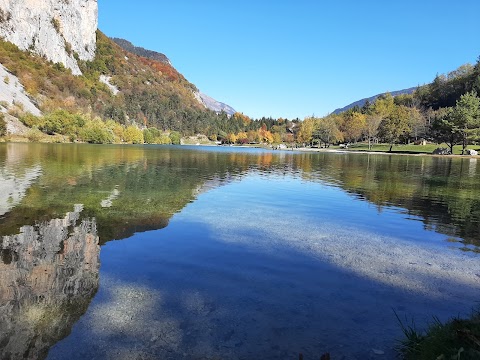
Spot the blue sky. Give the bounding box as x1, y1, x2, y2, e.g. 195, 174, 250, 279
98, 0, 480, 119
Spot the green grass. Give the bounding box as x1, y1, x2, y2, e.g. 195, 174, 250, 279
396, 309, 480, 359
334, 143, 479, 155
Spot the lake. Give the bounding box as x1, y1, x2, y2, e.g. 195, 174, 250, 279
0, 143, 479, 360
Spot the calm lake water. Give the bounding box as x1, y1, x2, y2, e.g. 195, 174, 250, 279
0, 143, 479, 360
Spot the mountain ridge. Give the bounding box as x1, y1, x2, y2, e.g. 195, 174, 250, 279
112, 37, 236, 116
111, 38, 171, 65
332, 87, 417, 114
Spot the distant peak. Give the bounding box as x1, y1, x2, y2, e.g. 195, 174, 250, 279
195, 91, 236, 116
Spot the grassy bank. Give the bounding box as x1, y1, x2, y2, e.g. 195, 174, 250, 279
397, 310, 480, 359
333, 143, 478, 155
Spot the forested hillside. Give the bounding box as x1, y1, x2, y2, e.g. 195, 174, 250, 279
0, 31, 299, 144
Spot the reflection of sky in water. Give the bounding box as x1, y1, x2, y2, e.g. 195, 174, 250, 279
49, 173, 480, 360
179, 174, 479, 296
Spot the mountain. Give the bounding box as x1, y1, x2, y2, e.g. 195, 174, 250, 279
111, 38, 171, 65
195, 92, 236, 116
332, 87, 417, 114
112, 37, 236, 116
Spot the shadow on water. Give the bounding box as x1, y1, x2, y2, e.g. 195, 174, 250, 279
46, 219, 479, 360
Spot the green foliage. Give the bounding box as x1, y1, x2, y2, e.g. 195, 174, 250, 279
124, 125, 144, 144
396, 310, 480, 360
142, 128, 172, 145
169, 131, 181, 145
0, 113, 6, 136
80, 119, 114, 144
378, 105, 412, 151
26, 127, 43, 142
432, 92, 480, 153
41, 110, 86, 136
143, 127, 161, 144
19, 113, 43, 128
312, 115, 343, 147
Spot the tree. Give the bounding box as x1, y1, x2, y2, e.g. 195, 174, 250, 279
297, 117, 315, 145
378, 105, 411, 152
408, 107, 426, 141
453, 91, 480, 154
314, 116, 343, 148
364, 114, 382, 149
431, 107, 460, 154
169, 131, 181, 145
124, 125, 144, 144
225, 132, 237, 144
80, 119, 114, 144
258, 124, 273, 144
340, 111, 366, 143
373, 93, 396, 118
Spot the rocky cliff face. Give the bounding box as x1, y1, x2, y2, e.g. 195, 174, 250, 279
0, 0, 98, 75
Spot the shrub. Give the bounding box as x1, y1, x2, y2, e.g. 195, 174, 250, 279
80, 119, 114, 144
0, 113, 6, 136
41, 109, 86, 136
169, 131, 181, 145
143, 127, 161, 144
19, 113, 43, 128
156, 134, 172, 144
124, 125, 144, 144
396, 309, 480, 360
26, 127, 43, 142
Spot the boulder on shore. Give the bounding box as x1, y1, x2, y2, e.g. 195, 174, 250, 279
432, 147, 451, 155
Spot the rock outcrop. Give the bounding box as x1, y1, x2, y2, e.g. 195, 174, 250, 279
194, 91, 236, 116
0, 0, 98, 75
0, 64, 42, 117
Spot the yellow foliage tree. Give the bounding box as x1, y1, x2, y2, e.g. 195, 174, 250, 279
226, 133, 237, 144
258, 124, 274, 144
340, 111, 367, 143
297, 117, 315, 145
124, 125, 144, 144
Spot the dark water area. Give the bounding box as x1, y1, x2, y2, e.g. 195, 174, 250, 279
0, 143, 479, 359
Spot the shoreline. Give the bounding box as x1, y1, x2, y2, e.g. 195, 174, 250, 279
275, 146, 480, 159
2, 139, 479, 159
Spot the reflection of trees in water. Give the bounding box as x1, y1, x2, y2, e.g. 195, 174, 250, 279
293, 153, 480, 249
0, 205, 99, 360
1, 143, 479, 248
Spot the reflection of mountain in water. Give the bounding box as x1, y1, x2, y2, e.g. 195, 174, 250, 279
0, 143, 42, 218
0, 205, 99, 360
0, 165, 42, 217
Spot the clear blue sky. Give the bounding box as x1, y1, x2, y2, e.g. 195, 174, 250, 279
98, 0, 480, 119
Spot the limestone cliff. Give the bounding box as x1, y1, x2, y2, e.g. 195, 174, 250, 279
0, 0, 98, 75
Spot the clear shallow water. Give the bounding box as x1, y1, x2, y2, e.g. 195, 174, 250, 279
0, 143, 479, 360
